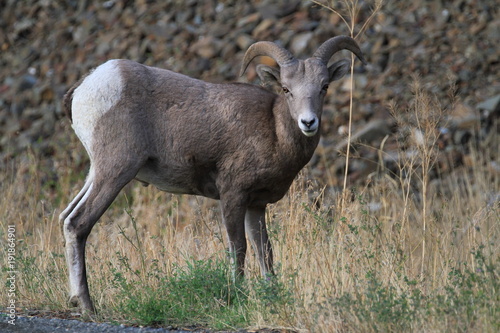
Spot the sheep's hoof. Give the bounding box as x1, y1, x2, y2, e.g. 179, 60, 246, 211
68, 295, 79, 308
68, 295, 96, 314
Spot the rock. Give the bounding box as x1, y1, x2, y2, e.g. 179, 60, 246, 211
449, 103, 480, 130
485, 18, 500, 40
257, 0, 301, 19
13, 18, 35, 38
236, 34, 254, 51
453, 130, 472, 145
252, 19, 274, 39
335, 119, 395, 152
477, 95, 500, 112
469, 13, 487, 35
16, 74, 37, 92
237, 13, 261, 28
290, 32, 313, 55
190, 36, 221, 59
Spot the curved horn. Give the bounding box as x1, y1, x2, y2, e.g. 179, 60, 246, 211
240, 41, 296, 76
313, 36, 367, 65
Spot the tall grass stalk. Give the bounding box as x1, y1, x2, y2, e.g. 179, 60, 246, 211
311, 0, 382, 212
390, 77, 447, 280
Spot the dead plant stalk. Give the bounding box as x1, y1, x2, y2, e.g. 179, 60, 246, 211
311, 0, 382, 211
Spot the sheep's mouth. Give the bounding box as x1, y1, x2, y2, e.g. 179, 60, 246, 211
301, 129, 318, 137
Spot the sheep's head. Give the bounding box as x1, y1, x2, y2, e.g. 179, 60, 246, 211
241, 36, 367, 137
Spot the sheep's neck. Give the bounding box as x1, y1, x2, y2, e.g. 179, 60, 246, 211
273, 96, 320, 168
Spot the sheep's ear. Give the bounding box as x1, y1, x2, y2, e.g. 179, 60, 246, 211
256, 64, 281, 85
328, 59, 351, 82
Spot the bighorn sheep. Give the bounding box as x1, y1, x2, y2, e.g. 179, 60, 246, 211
60, 36, 366, 312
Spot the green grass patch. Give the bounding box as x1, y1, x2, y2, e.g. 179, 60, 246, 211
111, 257, 249, 330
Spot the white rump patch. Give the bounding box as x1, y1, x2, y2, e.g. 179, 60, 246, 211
71, 60, 124, 158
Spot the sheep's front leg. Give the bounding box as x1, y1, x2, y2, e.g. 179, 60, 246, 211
220, 196, 247, 277
245, 205, 274, 276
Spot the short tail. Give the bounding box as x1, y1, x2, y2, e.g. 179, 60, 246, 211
63, 75, 87, 123
62, 86, 76, 123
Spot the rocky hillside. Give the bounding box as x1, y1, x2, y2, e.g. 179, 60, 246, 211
1, 0, 498, 185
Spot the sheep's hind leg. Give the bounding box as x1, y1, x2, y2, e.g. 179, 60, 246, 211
62, 180, 96, 312
59, 168, 94, 235
61, 162, 142, 313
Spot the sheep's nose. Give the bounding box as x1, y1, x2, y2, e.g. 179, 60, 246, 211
301, 118, 316, 128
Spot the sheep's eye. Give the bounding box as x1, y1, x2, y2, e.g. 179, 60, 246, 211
322, 84, 329, 92
282, 86, 290, 94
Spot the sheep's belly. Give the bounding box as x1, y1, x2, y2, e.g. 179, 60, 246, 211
134, 173, 193, 195
134, 168, 220, 199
